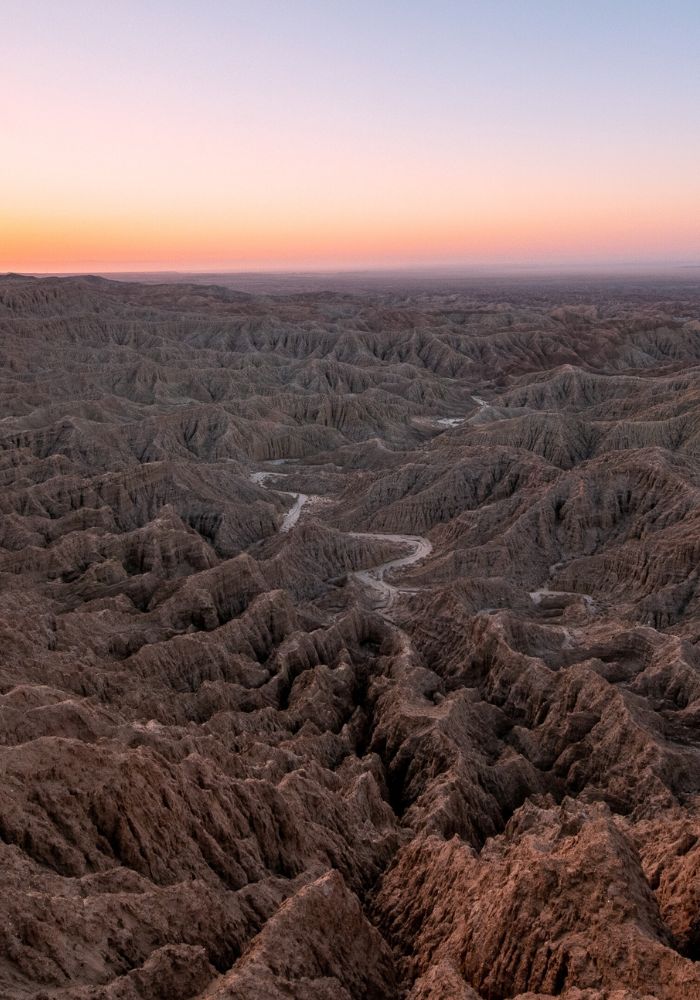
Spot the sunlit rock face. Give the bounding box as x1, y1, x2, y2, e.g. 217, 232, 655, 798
0, 273, 699, 1000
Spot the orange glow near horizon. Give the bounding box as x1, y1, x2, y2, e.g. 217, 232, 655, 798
6, 160, 700, 272
3, 2, 699, 274
5, 193, 699, 273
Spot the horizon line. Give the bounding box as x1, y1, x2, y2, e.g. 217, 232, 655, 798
6, 260, 700, 281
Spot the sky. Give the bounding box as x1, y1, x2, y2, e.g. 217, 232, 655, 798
2, 0, 699, 273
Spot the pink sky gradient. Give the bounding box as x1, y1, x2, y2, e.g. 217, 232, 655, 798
3, 1, 699, 273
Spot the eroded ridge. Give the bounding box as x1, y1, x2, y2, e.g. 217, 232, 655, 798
0, 273, 699, 999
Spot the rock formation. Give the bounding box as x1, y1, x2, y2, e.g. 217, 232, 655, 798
0, 272, 699, 998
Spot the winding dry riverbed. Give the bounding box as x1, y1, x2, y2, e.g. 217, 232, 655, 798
251, 469, 432, 610
250, 470, 309, 531
348, 531, 432, 609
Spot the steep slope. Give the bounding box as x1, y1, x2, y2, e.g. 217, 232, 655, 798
0, 273, 699, 999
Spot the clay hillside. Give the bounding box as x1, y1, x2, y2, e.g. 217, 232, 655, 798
1, 272, 699, 999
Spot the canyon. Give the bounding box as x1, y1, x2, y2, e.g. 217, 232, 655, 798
0, 272, 699, 999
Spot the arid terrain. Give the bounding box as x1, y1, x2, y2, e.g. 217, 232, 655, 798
1, 272, 699, 999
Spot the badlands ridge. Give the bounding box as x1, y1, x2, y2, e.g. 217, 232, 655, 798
0, 273, 699, 999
